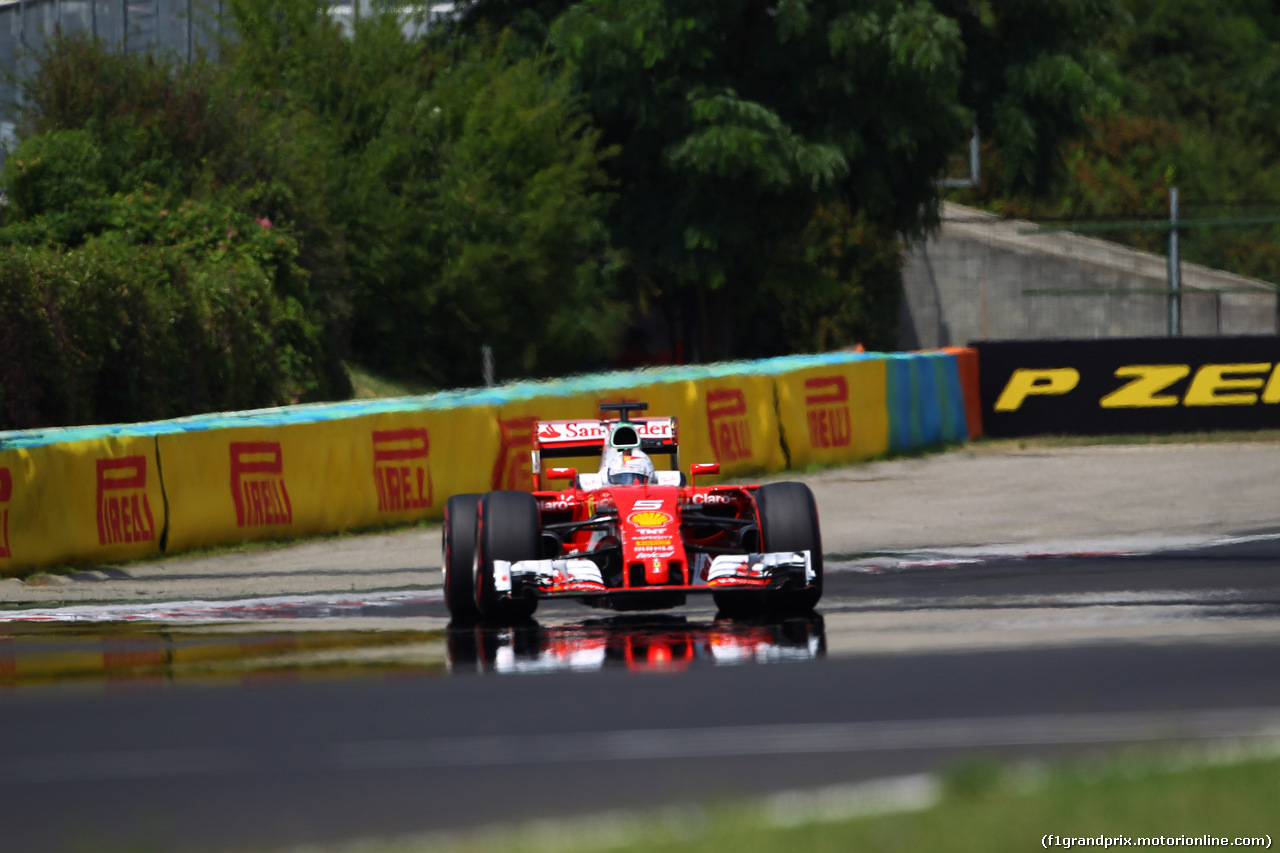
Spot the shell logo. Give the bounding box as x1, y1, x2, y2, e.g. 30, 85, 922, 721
628, 510, 672, 527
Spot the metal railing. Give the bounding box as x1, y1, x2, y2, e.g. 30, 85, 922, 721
0, 0, 227, 153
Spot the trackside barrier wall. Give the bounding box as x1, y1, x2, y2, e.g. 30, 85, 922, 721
0, 437, 166, 572
939, 347, 984, 440
0, 350, 974, 574
772, 359, 889, 469
885, 353, 970, 452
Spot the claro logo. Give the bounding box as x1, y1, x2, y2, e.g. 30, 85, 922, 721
995, 363, 1280, 411
373, 428, 432, 512
96, 457, 157, 546
707, 389, 752, 462
0, 467, 11, 558
231, 441, 293, 528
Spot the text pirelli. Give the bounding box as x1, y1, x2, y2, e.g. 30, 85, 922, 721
996, 363, 1280, 411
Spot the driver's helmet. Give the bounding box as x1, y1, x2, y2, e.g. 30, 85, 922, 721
602, 448, 657, 486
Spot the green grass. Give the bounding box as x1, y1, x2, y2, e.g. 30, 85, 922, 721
345, 363, 436, 399
299, 744, 1280, 853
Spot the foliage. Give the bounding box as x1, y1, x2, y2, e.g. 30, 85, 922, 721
454, 0, 1117, 361
0, 36, 344, 429
959, 0, 1280, 288
0, 242, 323, 429
760, 202, 905, 355
1, 0, 1134, 429
218, 0, 626, 386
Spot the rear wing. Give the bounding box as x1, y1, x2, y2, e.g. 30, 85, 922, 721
532, 417, 679, 489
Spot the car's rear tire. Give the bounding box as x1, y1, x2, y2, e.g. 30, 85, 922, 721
474, 490, 540, 624
442, 493, 483, 626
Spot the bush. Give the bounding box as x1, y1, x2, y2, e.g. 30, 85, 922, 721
0, 242, 328, 430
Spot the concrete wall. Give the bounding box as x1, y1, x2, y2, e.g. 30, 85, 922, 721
899, 203, 1279, 348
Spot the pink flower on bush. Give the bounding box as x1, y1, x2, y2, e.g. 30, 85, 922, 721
255, 218, 272, 229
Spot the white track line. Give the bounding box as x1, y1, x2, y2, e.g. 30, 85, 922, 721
0, 589, 442, 623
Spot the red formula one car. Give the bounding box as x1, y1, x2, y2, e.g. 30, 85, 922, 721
442, 402, 823, 625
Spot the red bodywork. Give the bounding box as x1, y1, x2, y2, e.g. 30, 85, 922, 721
534, 483, 761, 592
524, 415, 773, 599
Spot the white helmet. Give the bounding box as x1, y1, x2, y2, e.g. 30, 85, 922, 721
602, 448, 657, 486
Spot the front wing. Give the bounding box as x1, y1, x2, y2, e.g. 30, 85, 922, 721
491, 550, 814, 600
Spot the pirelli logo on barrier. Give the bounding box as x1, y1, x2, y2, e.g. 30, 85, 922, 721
373, 428, 432, 512
0, 467, 11, 558
230, 441, 293, 528
976, 337, 1280, 437
492, 416, 537, 491
804, 376, 852, 449
707, 389, 752, 462
96, 456, 157, 546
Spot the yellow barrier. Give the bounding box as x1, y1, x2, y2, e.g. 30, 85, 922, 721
0, 437, 165, 574
160, 422, 360, 552
491, 395, 599, 490
3, 355, 932, 570
159, 406, 504, 551
342, 405, 501, 522
774, 359, 889, 469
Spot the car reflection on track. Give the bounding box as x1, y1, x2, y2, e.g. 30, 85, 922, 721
445, 613, 825, 675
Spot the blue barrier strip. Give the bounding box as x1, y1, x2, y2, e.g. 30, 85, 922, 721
940, 355, 969, 443
916, 356, 941, 446
883, 352, 971, 451
887, 358, 912, 452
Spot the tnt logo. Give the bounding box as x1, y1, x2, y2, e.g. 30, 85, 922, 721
0, 467, 11, 558
706, 389, 752, 462
230, 442, 293, 528
96, 457, 157, 546
373, 428, 432, 512
804, 375, 852, 449
492, 416, 537, 490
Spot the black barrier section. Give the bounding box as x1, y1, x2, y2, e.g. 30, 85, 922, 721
974, 337, 1280, 437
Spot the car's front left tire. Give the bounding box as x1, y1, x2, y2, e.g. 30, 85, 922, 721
442, 493, 483, 626
474, 490, 540, 624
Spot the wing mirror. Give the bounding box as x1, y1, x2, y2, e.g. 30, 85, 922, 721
689, 463, 719, 486
547, 467, 578, 483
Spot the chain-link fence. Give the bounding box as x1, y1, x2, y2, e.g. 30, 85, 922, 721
0, 0, 229, 154
0, 0, 451, 161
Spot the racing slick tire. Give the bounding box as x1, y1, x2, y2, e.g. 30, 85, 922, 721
474, 490, 540, 624
714, 482, 823, 617
442, 493, 483, 626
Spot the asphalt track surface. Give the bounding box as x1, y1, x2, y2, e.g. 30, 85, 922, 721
4, 536, 1280, 852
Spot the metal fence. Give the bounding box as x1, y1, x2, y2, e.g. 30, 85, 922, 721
899, 204, 1279, 347
0, 0, 229, 153
0, 0, 450, 158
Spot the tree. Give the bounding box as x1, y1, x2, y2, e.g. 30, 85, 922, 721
961, 0, 1280, 289
453, 0, 1118, 359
